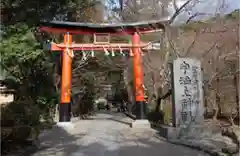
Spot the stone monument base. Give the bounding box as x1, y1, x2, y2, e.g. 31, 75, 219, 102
158, 124, 204, 140
130, 120, 151, 129
55, 122, 75, 130
158, 125, 181, 139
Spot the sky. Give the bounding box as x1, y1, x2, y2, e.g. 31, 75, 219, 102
168, 0, 240, 14
168, 0, 240, 24
105, 0, 240, 23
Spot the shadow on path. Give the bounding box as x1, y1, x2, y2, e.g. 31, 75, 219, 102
23, 112, 209, 156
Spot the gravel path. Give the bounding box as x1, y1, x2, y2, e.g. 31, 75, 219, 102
31, 112, 209, 156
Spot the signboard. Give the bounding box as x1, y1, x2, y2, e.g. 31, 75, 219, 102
172, 58, 204, 127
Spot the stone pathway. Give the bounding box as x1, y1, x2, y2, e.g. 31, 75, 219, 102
31, 112, 209, 156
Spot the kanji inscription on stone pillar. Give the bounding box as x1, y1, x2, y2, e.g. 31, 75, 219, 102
172, 58, 204, 127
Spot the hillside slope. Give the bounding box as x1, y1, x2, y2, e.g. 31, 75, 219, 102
141, 9, 239, 121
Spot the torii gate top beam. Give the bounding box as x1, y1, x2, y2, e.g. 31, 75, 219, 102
39, 19, 167, 35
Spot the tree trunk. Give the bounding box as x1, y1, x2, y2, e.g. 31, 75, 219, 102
234, 73, 239, 125
216, 76, 221, 118
212, 89, 219, 120
213, 66, 221, 120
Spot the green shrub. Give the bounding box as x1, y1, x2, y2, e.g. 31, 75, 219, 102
1, 100, 41, 154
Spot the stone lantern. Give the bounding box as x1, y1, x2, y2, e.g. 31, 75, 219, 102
0, 80, 15, 106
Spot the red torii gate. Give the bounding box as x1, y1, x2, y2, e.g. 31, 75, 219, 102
39, 20, 166, 123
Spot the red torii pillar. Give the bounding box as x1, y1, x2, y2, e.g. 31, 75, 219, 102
59, 33, 73, 122
132, 33, 146, 119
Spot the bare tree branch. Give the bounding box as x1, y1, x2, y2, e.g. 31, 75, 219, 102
169, 0, 192, 24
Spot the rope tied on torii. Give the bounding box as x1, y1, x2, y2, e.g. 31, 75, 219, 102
65, 33, 74, 58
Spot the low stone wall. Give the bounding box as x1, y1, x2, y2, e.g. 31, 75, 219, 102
155, 121, 240, 156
